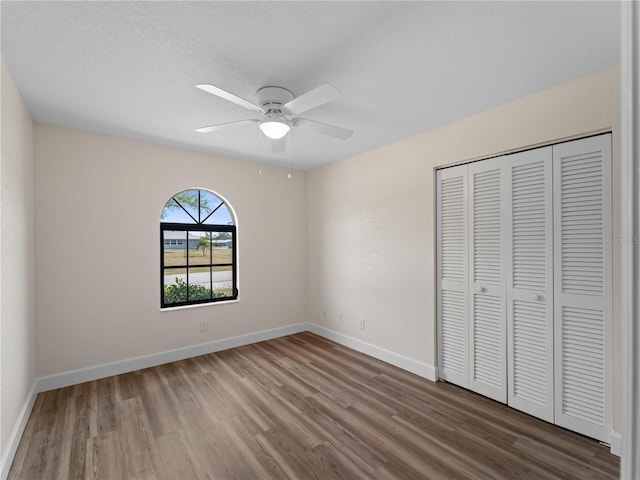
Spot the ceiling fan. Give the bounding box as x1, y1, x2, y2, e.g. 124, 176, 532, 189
195, 83, 353, 152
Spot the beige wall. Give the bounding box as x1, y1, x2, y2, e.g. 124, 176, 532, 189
307, 67, 622, 430
34, 126, 307, 375
0, 57, 36, 458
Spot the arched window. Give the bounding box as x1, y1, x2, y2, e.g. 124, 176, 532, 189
160, 189, 237, 307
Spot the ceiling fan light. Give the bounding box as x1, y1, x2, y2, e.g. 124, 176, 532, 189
259, 119, 290, 139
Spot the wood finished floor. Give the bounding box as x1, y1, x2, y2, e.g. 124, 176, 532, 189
10, 332, 619, 480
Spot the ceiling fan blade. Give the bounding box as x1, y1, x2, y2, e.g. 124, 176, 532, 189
196, 84, 264, 113
283, 83, 340, 115
271, 137, 286, 153
292, 118, 353, 140
195, 119, 259, 133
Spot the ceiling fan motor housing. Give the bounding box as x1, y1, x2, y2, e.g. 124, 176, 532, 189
256, 86, 294, 112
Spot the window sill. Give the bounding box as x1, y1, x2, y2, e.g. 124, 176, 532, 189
160, 299, 239, 312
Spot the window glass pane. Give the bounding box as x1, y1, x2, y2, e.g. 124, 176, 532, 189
172, 190, 200, 222
204, 204, 233, 226
161, 198, 179, 221
212, 232, 233, 264
212, 265, 233, 298
187, 232, 211, 267
161, 198, 197, 224
163, 268, 187, 304
163, 231, 187, 267
200, 191, 223, 223
187, 267, 212, 301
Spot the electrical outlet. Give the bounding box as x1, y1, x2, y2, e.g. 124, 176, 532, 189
200, 321, 208, 333
359, 318, 365, 330
322, 310, 327, 320
339, 313, 343, 324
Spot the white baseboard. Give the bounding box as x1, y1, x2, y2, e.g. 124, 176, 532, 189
1, 380, 38, 480
610, 430, 622, 457
37, 322, 435, 393
307, 323, 437, 381
37, 323, 309, 392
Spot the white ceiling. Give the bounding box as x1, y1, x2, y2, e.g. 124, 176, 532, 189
1, 1, 620, 171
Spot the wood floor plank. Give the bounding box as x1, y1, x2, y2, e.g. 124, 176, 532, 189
115, 397, 159, 479
9, 333, 619, 479
96, 378, 117, 435
311, 441, 371, 480
224, 415, 291, 480
257, 428, 317, 479
307, 409, 387, 473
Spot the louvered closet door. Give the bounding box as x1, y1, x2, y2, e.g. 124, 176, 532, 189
468, 157, 507, 402
506, 147, 554, 422
437, 164, 469, 387
553, 134, 612, 442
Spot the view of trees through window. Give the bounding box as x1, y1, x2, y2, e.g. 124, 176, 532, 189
160, 189, 237, 307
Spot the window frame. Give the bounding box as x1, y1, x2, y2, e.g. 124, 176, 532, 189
160, 191, 238, 309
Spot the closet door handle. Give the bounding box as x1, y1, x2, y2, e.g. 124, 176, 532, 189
530, 294, 541, 301
476, 286, 486, 293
